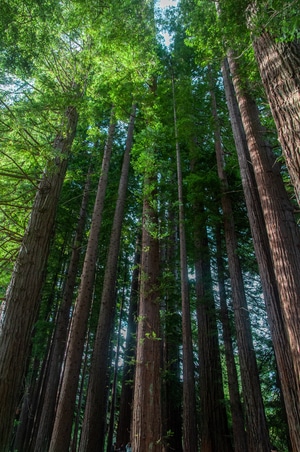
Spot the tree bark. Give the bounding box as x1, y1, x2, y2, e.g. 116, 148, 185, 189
0, 105, 78, 452
172, 73, 198, 452
79, 104, 136, 452
116, 236, 140, 447
33, 166, 92, 452
194, 209, 233, 452
228, 50, 300, 451
49, 109, 116, 452
223, 54, 300, 452
161, 213, 183, 452
252, 31, 300, 206
215, 224, 248, 452
211, 74, 271, 452
131, 175, 162, 452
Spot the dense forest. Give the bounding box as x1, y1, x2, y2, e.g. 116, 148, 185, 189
0, 0, 300, 451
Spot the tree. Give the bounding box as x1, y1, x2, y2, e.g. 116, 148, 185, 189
171, 72, 198, 452
79, 104, 136, 452
222, 54, 300, 452
49, 110, 116, 452
215, 223, 248, 452
247, 2, 300, 206
212, 69, 271, 452
131, 173, 162, 451
116, 236, 140, 447
33, 165, 92, 452
1, 1, 298, 450
228, 50, 300, 451
0, 104, 78, 452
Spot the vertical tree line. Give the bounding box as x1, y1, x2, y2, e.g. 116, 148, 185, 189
0, 0, 299, 451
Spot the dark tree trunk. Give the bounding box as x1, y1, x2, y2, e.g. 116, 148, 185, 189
33, 166, 92, 452
131, 175, 162, 451
106, 291, 125, 452
12, 357, 45, 452
252, 31, 300, 205
228, 50, 300, 451
79, 105, 136, 452
212, 75, 271, 452
0, 106, 78, 452
49, 110, 116, 452
70, 330, 90, 452
193, 208, 233, 452
116, 237, 140, 447
172, 73, 198, 452
215, 225, 248, 452
223, 55, 300, 451
161, 214, 183, 452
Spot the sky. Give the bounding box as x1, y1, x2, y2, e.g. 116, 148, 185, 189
157, 0, 178, 46
158, 0, 178, 8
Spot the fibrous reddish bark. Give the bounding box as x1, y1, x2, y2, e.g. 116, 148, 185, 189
252, 31, 300, 206
0, 106, 78, 452
49, 110, 115, 452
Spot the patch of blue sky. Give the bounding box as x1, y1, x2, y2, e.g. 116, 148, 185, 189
155, 0, 178, 47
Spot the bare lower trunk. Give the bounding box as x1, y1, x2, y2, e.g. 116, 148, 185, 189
161, 216, 183, 452
222, 55, 300, 452
79, 105, 136, 452
117, 237, 140, 447
172, 74, 198, 452
215, 225, 248, 452
0, 106, 78, 452
194, 218, 233, 452
33, 167, 91, 452
228, 50, 300, 451
49, 110, 116, 452
211, 74, 270, 452
131, 176, 162, 452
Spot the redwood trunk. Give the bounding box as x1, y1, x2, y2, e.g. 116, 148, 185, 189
33, 167, 91, 452
0, 106, 78, 452
172, 74, 198, 452
128, 67, 160, 452
49, 111, 116, 452
212, 77, 270, 452
117, 237, 140, 447
215, 225, 248, 452
223, 55, 300, 451
79, 105, 136, 452
194, 214, 233, 452
161, 216, 183, 452
252, 32, 300, 205
131, 176, 162, 451
228, 50, 300, 451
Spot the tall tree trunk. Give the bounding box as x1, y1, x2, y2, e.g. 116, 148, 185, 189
0, 105, 78, 452
193, 208, 233, 452
117, 237, 140, 447
49, 110, 116, 452
106, 291, 125, 452
172, 73, 198, 452
79, 104, 136, 452
215, 224, 248, 452
161, 213, 183, 452
131, 175, 162, 451
12, 357, 45, 452
71, 331, 90, 452
211, 75, 271, 452
32, 166, 92, 452
228, 50, 300, 451
222, 55, 300, 451
252, 31, 300, 205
